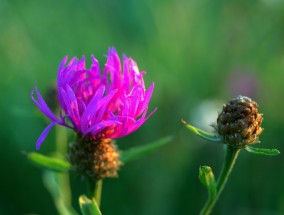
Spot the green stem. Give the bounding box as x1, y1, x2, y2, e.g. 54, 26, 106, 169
94, 180, 103, 207
200, 146, 240, 215
43, 118, 78, 215
55, 125, 72, 204
55, 124, 78, 215
56, 124, 68, 154
88, 179, 103, 208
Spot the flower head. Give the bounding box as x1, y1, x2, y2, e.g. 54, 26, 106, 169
32, 47, 156, 150
217, 95, 263, 148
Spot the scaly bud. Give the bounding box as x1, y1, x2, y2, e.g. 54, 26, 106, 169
217, 96, 263, 148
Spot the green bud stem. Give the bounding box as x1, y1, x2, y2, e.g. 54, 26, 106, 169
88, 179, 103, 208
94, 180, 103, 208
55, 125, 73, 203
55, 113, 74, 210
200, 146, 240, 215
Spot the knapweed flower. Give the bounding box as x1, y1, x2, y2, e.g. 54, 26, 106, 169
31, 47, 156, 179
217, 95, 263, 148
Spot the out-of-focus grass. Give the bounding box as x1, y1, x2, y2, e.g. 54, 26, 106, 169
1, 0, 284, 214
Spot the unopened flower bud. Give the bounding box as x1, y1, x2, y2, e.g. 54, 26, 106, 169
68, 134, 122, 180
217, 96, 263, 148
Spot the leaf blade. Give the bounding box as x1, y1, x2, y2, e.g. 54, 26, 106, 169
181, 120, 222, 143
245, 146, 280, 156
25, 152, 71, 172
43, 171, 79, 215
120, 136, 172, 163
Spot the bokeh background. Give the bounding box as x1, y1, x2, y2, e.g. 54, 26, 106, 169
1, 0, 284, 214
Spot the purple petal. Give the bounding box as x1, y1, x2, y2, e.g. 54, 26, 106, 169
104, 47, 121, 89
77, 99, 87, 115
139, 106, 157, 124
31, 85, 61, 123
59, 86, 80, 128
121, 95, 130, 116
68, 57, 78, 67
90, 55, 101, 74
95, 89, 117, 122
136, 82, 154, 117
77, 56, 86, 70
128, 58, 145, 87
36, 121, 57, 150
65, 85, 80, 120
128, 86, 143, 117
58, 56, 68, 72
109, 116, 136, 138
80, 85, 106, 132
122, 55, 131, 93
124, 107, 157, 137
84, 120, 122, 136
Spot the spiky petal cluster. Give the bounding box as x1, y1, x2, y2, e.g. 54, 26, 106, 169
31, 48, 156, 150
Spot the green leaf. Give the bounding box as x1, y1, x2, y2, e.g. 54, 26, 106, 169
181, 119, 222, 143
120, 136, 172, 163
244, 146, 280, 156
199, 166, 216, 198
43, 171, 79, 215
25, 152, 71, 172
79, 195, 102, 215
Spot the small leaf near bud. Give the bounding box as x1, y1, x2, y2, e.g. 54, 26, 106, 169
182, 119, 222, 143
199, 166, 217, 198
244, 146, 280, 156
79, 195, 102, 215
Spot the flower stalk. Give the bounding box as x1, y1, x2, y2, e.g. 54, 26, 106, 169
88, 179, 103, 208
55, 124, 72, 205
200, 146, 240, 215
94, 180, 103, 207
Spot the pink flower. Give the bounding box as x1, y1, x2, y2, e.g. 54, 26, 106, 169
31, 47, 156, 150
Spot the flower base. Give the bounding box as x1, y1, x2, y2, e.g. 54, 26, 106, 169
68, 134, 122, 180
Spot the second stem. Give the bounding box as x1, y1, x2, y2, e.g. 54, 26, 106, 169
89, 179, 103, 208
200, 146, 240, 215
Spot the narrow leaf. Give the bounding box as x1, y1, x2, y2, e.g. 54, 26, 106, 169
43, 171, 79, 215
181, 119, 222, 143
245, 146, 280, 156
199, 166, 216, 198
79, 195, 102, 215
25, 152, 71, 172
120, 136, 172, 163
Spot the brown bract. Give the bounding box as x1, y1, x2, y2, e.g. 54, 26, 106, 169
217, 96, 263, 148
68, 134, 122, 180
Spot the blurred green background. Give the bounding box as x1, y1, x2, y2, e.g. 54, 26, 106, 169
1, 0, 284, 214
